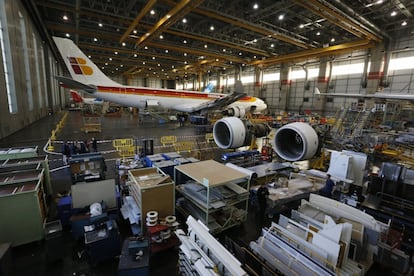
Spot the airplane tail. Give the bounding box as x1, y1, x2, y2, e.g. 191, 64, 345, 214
70, 90, 84, 103
203, 83, 214, 93
314, 87, 321, 95
53, 36, 120, 88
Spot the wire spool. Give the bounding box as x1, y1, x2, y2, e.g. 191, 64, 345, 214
165, 215, 176, 224
146, 216, 158, 223
146, 219, 157, 227
146, 211, 158, 219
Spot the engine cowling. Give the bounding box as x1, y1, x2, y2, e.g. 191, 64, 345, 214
225, 106, 246, 118
273, 122, 319, 161
213, 117, 269, 149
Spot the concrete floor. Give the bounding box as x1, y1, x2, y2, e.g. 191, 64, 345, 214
0, 110, 399, 275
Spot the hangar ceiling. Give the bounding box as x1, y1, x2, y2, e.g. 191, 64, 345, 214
28, 0, 414, 81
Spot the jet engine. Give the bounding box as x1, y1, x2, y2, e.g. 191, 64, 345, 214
224, 106, 246, 118
213, 118, 319, 161
273, 122, 319, 161
213, 117, 269, 149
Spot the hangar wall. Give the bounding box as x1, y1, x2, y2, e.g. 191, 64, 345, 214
0, 0, 64, 140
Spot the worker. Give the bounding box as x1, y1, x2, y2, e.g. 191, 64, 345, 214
91, 137, 98, 152
62, 141, 71, 165
320, 173, 335, 198
257, 183, 269, 219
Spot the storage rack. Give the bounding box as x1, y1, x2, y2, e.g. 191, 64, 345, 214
0, 168, 47, 246
174, 160, 250, 234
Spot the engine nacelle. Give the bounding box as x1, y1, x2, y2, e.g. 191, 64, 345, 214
273, 122, 319, 161
213, 117, 269, 149
225, 106, 246, 118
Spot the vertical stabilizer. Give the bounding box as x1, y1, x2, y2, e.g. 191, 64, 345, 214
53, 36, 120, 87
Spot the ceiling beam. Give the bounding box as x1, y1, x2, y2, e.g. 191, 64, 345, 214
251, 39, 376, 66
135, 0, 204, 48
120, 0, 158, 43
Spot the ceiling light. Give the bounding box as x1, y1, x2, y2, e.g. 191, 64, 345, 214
144, 46, 148, 50
98, 23, 103, 27
182, 18, 187, 23
299, 24, 304, 29
402, 21, 407, 26
210, 25, 215, 31
172, 65, 175, 68
150, 9, 155, 15
316, 32, 321, 36
222, 48, 226, 52
253, 39, 257, 43
114, 51, 118, 55
159, 35, 164, 39
134, 54, 137, 57
65, 33, 70, 38
122, 42, 126, 46
253, 56, 257, 59
158, 64, 160, 67
63, 15, 68, 21
331, 38, 335, 42
88, 55, 91, 58
278, 14, 284, 20
93, 38, 98, 42
102, 67, 104, 69
109, 58, 112, 61
133, 29, 137, 34
270, 43, 275, 48
105, 62, 108, 65
120, 65, 123, 67
253, 3, 258, 9
143, 61, 146, 64
215, 58, 219, 62
239, 52, 242, 56
183, 40, 187, 44
152, 56, 156, 60
390, 11, 397, 16
184, 53, 187, 56
184, 61, 187, 64
204, 44, 208, 48
165, 49, 169, 53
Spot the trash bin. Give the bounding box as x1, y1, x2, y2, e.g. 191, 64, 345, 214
44, 220, 64, 262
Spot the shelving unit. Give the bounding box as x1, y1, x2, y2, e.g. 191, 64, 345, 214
126, 168, 175, 234
0, 146, 38, 161
0, 169, 47, 246
174, 160, 250, 234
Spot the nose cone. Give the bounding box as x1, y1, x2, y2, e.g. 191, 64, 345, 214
257, 99, 267, 112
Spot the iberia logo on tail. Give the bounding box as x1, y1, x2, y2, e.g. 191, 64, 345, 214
68, 57, 93, 75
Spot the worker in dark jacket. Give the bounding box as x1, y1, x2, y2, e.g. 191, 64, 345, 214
320, 174, 335, 198
257, 183, 269, 218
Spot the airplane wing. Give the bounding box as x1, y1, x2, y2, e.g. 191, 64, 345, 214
184, 91, 247, 113
56, 76, 97, 94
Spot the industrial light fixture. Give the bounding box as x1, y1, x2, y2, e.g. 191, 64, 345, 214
144, 46, 148, 50
390, 11, 397, 16
182, 18, 187, 23
299, 24, 304, 28
165, 49, 169, 53
253, 3, 258, 9
184, 53, 187, 56
152, 56, 156, 60
65, 33, 70, 38
150, 9, 155, 15
278, 14, 284, 20
114, 51, 118, 55
98, 23, 103, 27
134, 53, 137, 57
62, 15, 68, 21
121, 42, 126, 46
183, 40, 187, 44
105, 62, 108, 65
331, 38, 335, 42
270, 43, 275, 48
210, 25, 215, 31
88, 55, 91, 58
93, 37, 98, 42
402, 21, 407, 26
109, 58, 112, 61
204, 44, 208, 48
222, 48, 226, 52
159, 35, 164, 39
316, 32, 321, 36
133, 29, 137, 34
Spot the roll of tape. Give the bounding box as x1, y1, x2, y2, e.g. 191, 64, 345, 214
147, 211, 158, 218
165, 215, 176, 224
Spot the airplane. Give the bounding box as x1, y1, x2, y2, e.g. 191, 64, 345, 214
53, 36, 267, 117
314, 87, 414, 102
70, 90, 104, 105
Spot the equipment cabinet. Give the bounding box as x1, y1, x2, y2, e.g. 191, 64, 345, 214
126, 168, 175, 234
69, 153, 106, 183
0, 169, 47, 246
174, 160, 250, 234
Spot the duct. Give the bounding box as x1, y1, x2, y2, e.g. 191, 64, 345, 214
213, 117, 270, 149
274, 122, 319, 162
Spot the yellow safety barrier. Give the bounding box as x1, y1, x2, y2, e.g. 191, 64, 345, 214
112, 138, 134, 148
47, 139, 55, 152
205, 133, 214, 143
174, 141, 194, 153
160, 135, 177, 146
117, 146, 136, 158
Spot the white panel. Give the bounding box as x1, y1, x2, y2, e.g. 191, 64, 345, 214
71, 179, 116, 208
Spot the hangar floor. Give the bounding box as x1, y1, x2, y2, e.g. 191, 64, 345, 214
0, 110, 398, 275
